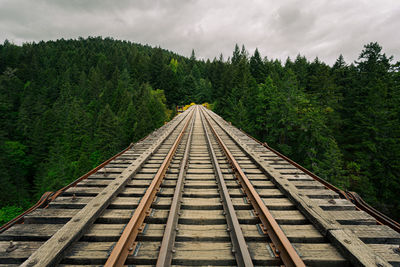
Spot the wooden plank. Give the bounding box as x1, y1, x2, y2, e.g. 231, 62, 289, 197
242, 168, 264, 174
314, 199, 356, 211
83, 224, 134, 242
138, 168, 160, 174
250, 180, 275, 188
261, 198, 296, 210
176, 225, 230, 241
298, 189, 339, 199
179, 210, 225, 221
0, 224, 61, 241
344, 225, 400, 244
109, 159, 134, 164
133, 173, 156, 179
173, 241, 236, 265
87, 173, 117, 180
238, 164, 261, 169
254, 188, 285, 198
97, 167, 125, 173
183, 188, 219, 197
67, 241, 233, 265
189, 163, 216, 169
269, 210, 308, 224
62, 241, 113, 265
326, 210, 376, 225
0, 241, 42, 264
58, 186, 153, 197
278, 169, 305, 174
189, 159, 212, 164
368, 244, 400, 264
182, 197, 223, 209
76, 178, 162, 188
291, 243, 348, 267
24, 209, 78, 224
270, 164, 295, 168
329, 229, 391, 267
280, 225, 325, 243
246, 173, 270, 180
184, 174, 215, 180
75, 180, 110, 187
184, 180, 218, 188
293, 182, 326, 190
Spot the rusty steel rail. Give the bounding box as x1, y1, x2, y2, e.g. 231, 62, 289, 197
200, 109, 254, 266
201, 108, 305, 267
105, 109, 195, 267
156, 108, 196, 266
238, 128, 400, 234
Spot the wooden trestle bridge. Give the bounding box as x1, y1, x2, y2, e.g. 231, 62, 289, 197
0, 106, 399, 266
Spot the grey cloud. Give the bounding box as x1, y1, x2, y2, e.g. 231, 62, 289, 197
0, 0, 399, 64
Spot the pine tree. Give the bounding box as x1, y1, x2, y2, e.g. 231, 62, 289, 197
149, 47, 165, 90
250, 48, 265, 83
95, 104, 122, 159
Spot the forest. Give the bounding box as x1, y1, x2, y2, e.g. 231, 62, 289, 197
0, 37, 399, 224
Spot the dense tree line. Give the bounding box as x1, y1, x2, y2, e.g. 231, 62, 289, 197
0, 38, 181, 223
208, 43, 400, 220
0, 37, 399, 223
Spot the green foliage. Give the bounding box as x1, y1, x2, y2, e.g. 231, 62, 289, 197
0, 205, 24, 225
0, 141, 32, 206
169, 59, 178, 73
0, 38, 399, 224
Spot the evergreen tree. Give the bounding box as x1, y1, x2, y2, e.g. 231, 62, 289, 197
250, 48, 265, 84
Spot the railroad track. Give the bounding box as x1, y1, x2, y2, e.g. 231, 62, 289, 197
1, 105, 400, 266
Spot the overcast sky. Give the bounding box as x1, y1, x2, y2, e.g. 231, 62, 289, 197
0, 0, 399, 65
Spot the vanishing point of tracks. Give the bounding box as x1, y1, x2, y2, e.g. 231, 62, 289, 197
1, 106, 400, 266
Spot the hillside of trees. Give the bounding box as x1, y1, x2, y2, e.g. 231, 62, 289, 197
0, 37, 399, 223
